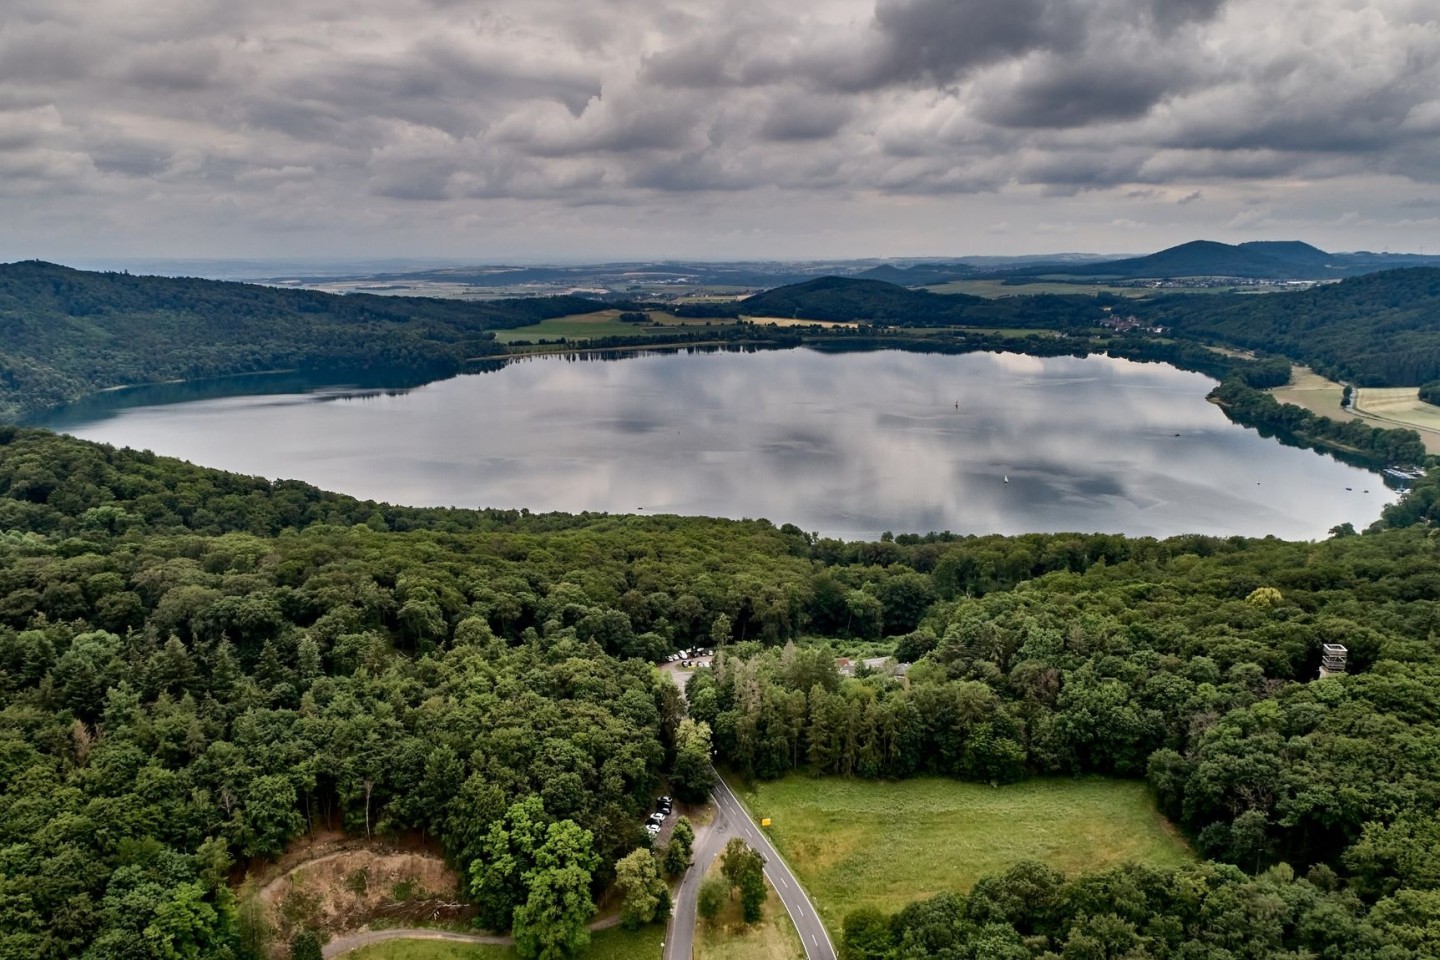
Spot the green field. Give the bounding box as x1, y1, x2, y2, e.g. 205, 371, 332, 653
491, 309, 740, 346
491, 310, 646, 343
730, 775, 1193, 931
345, 924, 664, 960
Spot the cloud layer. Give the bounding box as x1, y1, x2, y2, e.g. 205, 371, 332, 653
3, 0, 1439, 259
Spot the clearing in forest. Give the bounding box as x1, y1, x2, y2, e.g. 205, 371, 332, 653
729, 775, 1194, 932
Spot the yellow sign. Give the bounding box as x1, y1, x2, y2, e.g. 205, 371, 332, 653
761, 818, 771, 827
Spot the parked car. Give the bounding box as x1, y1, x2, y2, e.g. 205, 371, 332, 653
645, 823, 660, 836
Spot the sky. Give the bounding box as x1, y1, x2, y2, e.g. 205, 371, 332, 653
3, 0, 1440, 263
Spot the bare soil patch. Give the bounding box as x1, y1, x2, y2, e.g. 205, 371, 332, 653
257, 845, 475, 950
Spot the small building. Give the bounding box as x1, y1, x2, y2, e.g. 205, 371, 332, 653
1319, 643, 1348, 679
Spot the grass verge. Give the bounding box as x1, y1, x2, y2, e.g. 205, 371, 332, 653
695, 861, 805, 960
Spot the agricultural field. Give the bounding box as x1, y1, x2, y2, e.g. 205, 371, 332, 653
1268, 366, 1363, 421
1354, 387, 1440, 452
490, 310, 651, 343
729, 775, 1194, 932
695, 861, 805, 960
924, 279, 1152, 298
740, 315, 858, 328
491, 309, 739, 347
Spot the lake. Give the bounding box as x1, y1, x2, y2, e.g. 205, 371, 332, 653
42, 348, 1393, 540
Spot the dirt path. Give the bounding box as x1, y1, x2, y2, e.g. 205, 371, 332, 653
322, 915, 623, 958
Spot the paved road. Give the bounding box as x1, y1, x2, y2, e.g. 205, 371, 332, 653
660, 659, 834, 960
709, 774, 837, 960
664, 770, 836, 960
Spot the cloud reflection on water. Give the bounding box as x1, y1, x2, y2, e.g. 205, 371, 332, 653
61, 349, 1393, 540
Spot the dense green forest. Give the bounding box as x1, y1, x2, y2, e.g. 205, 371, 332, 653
1, 428, 1440, 957
1135, 268, 1440, 386
6, 261, 1440, 958
732, 276, 1109, 328
0, 262, 600, 422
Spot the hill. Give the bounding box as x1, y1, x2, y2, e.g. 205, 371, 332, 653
853, 262, 977, 286
1000, 239, 1440, 281
1138, 266, 1440, 384
0, 260, 602, 421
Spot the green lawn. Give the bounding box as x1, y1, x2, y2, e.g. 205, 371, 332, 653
729, 775, 1193, 931
344, 925, 663, 960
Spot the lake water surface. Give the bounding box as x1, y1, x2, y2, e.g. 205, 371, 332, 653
45, 348, 1393, 540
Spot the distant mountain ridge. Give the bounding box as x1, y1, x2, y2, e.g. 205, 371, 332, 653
995, 239, 1440, 281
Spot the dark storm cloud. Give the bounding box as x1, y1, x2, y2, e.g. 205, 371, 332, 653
866, 0, 1058, 87
978, 57, 1188, 129
854, 0, 1228, 90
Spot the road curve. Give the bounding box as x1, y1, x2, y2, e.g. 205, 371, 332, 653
709, 774, 837, 960
660, 660, 834, 960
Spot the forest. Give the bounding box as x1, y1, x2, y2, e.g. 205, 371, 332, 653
1134, 267, 1440, 386
0, 426, 1439, 957
4, 261, 1440, 959
0, 262, 598, 422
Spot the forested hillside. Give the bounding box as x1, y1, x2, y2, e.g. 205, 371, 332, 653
2, 428, 1440, 956
735, 276, 1108, 328
1138, 267, 1440, 385
0, 261, 599, 422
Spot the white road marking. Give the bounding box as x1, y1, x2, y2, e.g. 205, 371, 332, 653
812, 934, 818, 946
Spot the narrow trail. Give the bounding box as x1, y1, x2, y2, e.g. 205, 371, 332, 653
321, 914, 622, 957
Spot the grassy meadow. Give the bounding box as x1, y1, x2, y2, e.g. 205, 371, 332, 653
728, 775, 1194, 932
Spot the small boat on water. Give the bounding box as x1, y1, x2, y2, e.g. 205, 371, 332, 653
1003, 475, 1010, 484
